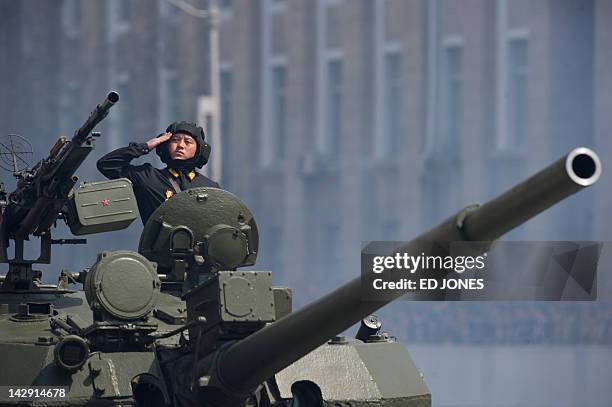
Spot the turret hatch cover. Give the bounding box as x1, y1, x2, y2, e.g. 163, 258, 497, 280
92, 251, 159, 320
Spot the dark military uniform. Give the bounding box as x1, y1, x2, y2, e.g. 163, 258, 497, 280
97, 142, 220, 224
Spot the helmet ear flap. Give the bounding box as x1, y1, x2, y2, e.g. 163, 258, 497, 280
199, 142, 211, 166
195, 125, 210, 167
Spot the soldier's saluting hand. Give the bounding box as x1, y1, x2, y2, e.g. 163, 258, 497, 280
97, 122, 220, 225
146, 132, 172, 150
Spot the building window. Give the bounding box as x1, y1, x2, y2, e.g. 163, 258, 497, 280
423, 37, 463, 227
267, 226, 285, 283
271, 66, 287, 161
382, 220, 400, 241
220, 68, 232, 184
439, 44, 462, 151
166, 71, 179, 122
325, 59, 342, 158
159, 0, 180, 21
110, 74, 131, 150
373, 0, 403, 159
507, 37, 528, 148
218, 0, 233, 20
325, 3, 341, 50
494, 0, 529, 151
323, 223, 341, 282
382, 52, 402, 156
219, 0, 232, 12
116, 0, 130, 24
316, 0, 344, 161
204, 114, 214, 141
203, 113, 215, 171
197, 96, 220, 180
159, 69, 179, 128
260, 0, 288, 167
60, 83, 80, 136
116, 77, 131, 131
271, 11, 287, 56
423, 171, 450, 229
62, 0, 80, 36
108, 0, 130, 41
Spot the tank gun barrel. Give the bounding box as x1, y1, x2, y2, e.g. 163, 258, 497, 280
211, 147, 601, 393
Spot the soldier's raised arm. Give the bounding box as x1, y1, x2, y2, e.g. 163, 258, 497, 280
96, 132, 172, 179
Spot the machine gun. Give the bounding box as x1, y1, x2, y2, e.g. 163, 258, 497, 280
0, 92, 119, 291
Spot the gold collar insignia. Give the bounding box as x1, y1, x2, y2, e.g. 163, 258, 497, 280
168, 168, 196, 181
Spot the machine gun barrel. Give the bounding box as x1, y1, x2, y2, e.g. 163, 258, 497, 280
72, 91, 119, 145
212, 147, 601, 393
47, 91, 119, 182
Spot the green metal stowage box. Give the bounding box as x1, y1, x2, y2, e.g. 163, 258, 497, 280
66, 178, 139, 235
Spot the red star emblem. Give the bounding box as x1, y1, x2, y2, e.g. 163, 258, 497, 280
100, 199, 110, 206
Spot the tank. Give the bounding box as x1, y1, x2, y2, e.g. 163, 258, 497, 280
0, 92, 603, 406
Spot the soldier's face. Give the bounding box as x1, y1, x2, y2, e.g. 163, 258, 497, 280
168, 133, 197, 160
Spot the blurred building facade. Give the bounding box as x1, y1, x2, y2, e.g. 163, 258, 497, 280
0, 0, 611, 334
217, 0, 611, 299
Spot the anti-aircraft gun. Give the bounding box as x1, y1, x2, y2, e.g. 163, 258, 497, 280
0, 91, 120, 292
0, 89, 602, 407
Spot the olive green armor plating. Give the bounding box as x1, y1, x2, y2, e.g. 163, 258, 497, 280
0, 92, 603, 406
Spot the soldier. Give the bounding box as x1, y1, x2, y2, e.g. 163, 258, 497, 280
97, 121, 220, 224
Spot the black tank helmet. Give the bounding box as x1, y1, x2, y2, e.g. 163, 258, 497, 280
156, 121, 211, 169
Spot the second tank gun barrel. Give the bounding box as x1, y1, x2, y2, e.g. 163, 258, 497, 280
209, 147, 602, 393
